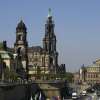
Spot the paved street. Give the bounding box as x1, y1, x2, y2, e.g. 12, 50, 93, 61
69, 83, 90, 94
65, 93, 100, 100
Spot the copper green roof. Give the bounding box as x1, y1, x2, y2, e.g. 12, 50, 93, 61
48, 8, 52, 17
0, 51, 13, 59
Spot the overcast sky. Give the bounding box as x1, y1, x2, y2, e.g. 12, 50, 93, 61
0, 0, 100, 72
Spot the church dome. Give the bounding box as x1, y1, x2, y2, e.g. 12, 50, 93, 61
16, 20, 27, 33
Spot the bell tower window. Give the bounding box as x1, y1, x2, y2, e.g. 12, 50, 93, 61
18, 35, 22, 40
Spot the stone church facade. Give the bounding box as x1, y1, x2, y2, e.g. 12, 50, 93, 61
0, 10, 66, 80
28, 12, 60, 79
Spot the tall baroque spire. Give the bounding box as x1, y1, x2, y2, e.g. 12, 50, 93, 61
45, 8, 54, 36
43, 9, 56, 53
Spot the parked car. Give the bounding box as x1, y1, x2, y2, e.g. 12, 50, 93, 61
81, 90, 87, 96
86, 88, 95, 93
96, 91, 100, 97
72, 92, 78, 99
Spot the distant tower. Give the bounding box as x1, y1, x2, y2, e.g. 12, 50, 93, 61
14, 20, 28, 77
43, 9, 58, 73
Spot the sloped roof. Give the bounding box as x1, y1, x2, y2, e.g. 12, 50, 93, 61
7, 47, 14, 53
28, 46, 43, 53
0, 51, 13, 59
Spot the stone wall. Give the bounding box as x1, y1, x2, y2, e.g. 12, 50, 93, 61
0, 80, 67, 100
0, 84, 30, 100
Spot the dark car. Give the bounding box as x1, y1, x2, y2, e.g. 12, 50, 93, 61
86, 88, 95, 93
96, 91, 100, 97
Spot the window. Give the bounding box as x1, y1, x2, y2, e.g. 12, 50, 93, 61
18, 35, 22, 40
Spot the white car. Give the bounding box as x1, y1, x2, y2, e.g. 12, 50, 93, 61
72, 92, 78, 99
82, 90, 87, 96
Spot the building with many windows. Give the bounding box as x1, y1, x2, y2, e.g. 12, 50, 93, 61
14, 10, 66, 79
0, 9, 66, 80
78, 60, 100, 84
27, 10, 65, 79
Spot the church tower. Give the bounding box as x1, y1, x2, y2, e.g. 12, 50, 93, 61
43, 9, 56, 53
43, 9, 58, 73
14, 20, 28, 77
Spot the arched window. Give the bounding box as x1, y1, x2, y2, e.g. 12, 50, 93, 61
50, 57, 53, 65
18, 35, 23, 40
17, 47, 21, 55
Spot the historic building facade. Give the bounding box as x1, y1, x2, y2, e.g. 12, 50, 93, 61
0, 10, 66, 80
28, 11, 65, 79
14, 20, 28, 78
0, 41, 14, 80
77, 60, 100, 84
